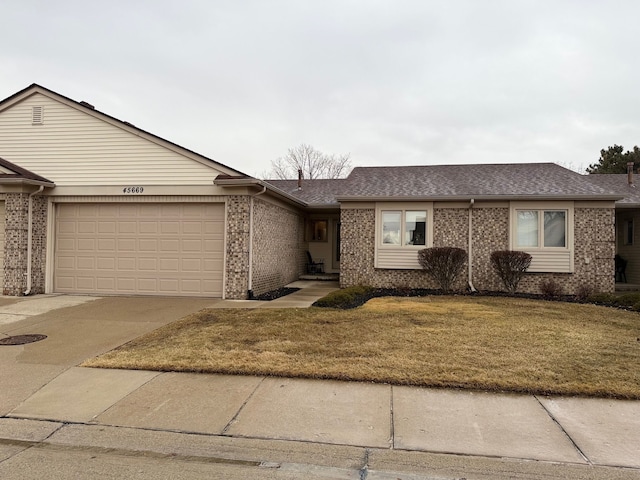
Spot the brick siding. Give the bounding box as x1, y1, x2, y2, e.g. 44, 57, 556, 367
340, 205, 615, 295
3, 193, 47, 296
225, 196, 305, 299
251, 198, 304, 296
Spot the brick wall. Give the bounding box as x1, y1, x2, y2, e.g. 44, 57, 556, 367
224, 195, 251, 299
340, 205, 615, 295
3, 193, 47, 296
251, 198, 304, 296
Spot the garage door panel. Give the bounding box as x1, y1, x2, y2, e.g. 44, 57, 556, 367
78, 239, 96, 251
139, 222, 158, 234
76, 257, 96, 269
97, 257, 116, 270
118, 222, 137, 234
98, 222, 115, 234
54, 203, 224, 297
182, 239, 202, 252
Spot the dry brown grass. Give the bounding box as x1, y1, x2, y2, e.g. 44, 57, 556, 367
83, 296, 640, 399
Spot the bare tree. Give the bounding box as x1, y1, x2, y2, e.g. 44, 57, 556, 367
267, 144, 351, 179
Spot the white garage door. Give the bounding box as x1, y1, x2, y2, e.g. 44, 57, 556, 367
54, 203, 224, 297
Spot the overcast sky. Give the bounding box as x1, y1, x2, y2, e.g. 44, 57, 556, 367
1, 1, 639, 177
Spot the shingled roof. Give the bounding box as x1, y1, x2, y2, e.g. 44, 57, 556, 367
0, 156, 54, 186
263, 179, 346, 206
265, 163, 621, 207
584, 174, 640, 207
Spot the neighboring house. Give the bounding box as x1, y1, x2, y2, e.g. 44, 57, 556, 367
0, 84, 621, 298
585, 172, 640, 284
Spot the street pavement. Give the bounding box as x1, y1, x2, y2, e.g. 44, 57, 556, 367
0, 283, 639, 479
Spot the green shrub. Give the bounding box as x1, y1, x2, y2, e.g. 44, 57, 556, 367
615, 292, 640, 306
586, 292, 616, 304
313, 285, 374, 308
417, 247, 467, 292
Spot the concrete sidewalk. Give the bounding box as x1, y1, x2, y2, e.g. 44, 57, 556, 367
1, 284, 639, 478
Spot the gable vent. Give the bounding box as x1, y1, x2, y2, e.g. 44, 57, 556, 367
32, 106, 43, 125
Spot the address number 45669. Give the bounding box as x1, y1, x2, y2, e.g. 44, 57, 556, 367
123, 186, 144, 194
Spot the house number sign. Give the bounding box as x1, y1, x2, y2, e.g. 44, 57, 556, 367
123, 186, 144, 194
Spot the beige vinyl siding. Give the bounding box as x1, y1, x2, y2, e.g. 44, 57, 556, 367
0, 93, 226, 186
526, 251, 573, 273
375, 249, 422, 269
54, 203, 224, 297
616, 210, 640, 284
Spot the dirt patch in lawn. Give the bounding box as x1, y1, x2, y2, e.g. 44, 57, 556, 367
83, 296, 640, 399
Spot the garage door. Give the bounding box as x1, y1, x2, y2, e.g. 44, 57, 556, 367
54, 203, 224, 297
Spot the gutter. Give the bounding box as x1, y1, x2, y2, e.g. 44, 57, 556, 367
468, 199, 477, 293
214, 177, 308, 208
24, 185, 45, 295
335, 194, 624, 202
247, 185, 267, 299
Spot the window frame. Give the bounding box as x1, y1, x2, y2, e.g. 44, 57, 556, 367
510, 201, 574, 273
375, 202, 433, 269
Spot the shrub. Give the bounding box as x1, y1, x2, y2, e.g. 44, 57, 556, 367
574, 284, 594, 302
417, 247, 467, 292
490, 250, 532, 294
313, 285, 374, 308
539, 279, 563, 298
586, 292, 616, 304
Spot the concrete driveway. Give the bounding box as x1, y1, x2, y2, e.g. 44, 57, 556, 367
0, 295, 219, 416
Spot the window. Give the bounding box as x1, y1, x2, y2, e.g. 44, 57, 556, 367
375, 203, 432, 269
308, 219, 328, 242
382, 210, 427, 246
511, 202, 574, 273
625, 219, 634, 246
515, 210, 567, 249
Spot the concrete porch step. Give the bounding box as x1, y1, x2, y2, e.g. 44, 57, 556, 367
299, 273, 339, 281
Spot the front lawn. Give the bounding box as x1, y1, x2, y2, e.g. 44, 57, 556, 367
83, 296, 640, 399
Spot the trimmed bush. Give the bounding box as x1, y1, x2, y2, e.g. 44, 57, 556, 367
417, 247, 467, 292
540, 279, 563, 298
313, 285, 374, 309
490, 250, 532, 294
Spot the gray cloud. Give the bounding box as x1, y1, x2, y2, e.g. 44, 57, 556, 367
2, 0, 640, 177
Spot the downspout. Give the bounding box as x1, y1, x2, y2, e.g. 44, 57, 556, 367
24, 185, 45, 296
468, 198, 477, 293
247, 185, 267, 299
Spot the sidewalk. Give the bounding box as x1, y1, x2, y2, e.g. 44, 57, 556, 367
1, 283, 639, 477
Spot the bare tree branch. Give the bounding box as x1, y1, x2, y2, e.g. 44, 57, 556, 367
265, 143, 352, 179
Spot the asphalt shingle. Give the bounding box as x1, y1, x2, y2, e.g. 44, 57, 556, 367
266, 163, 620, 206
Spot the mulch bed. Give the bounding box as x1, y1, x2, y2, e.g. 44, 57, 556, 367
314, 287, 624, 310
251, 287, 301, 301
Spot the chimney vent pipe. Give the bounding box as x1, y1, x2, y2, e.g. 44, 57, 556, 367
297, 169, 303, 190
628, 162, 635, 185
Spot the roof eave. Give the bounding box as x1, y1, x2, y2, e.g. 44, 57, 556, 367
0, 178, 56, 187
214, 177, 308, 208
335, 194, 624, 202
